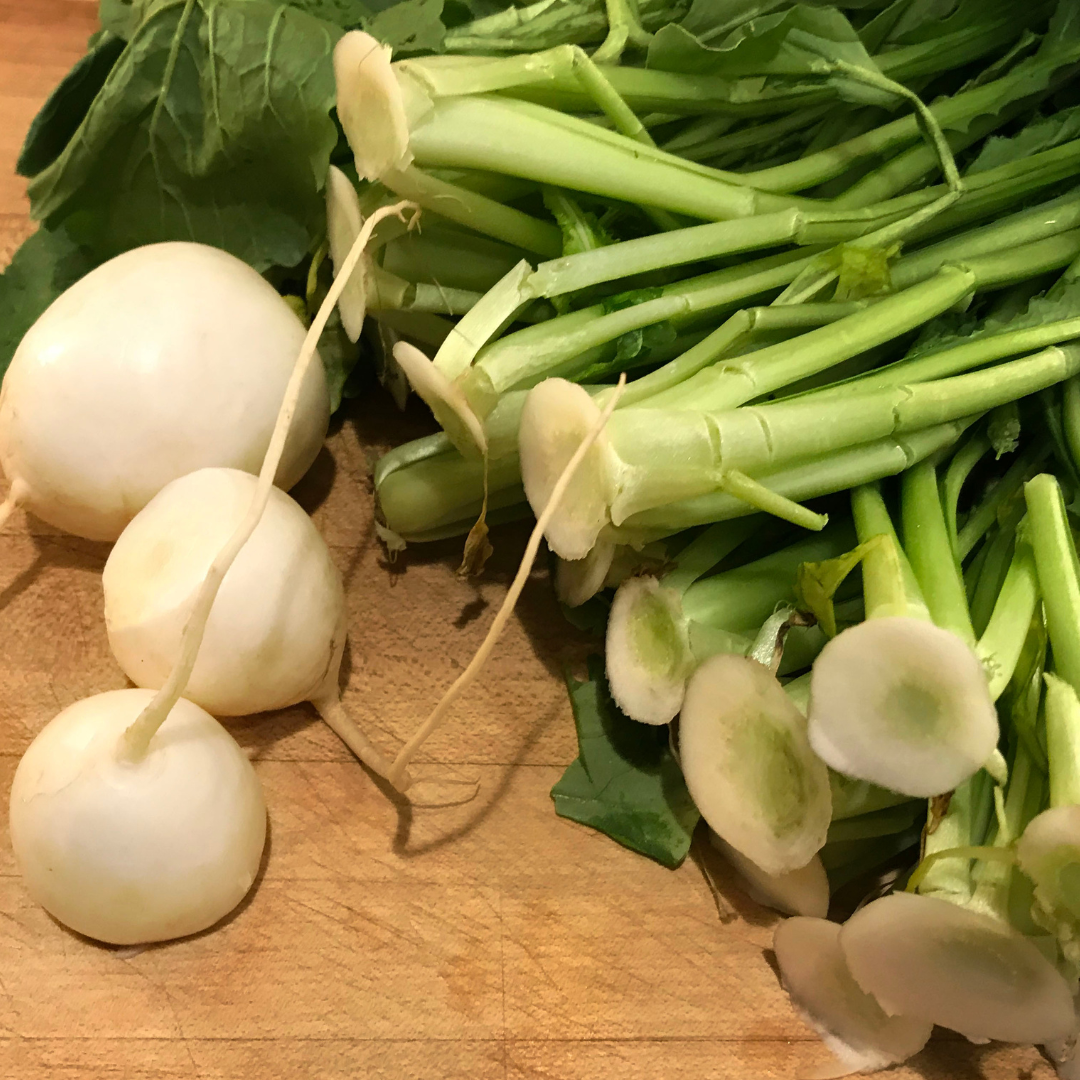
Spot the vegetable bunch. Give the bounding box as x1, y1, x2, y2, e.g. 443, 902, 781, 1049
6, 0, 1080, 1074
316, 1, 1080, 1073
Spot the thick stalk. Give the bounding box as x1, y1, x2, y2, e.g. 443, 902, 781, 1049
605, 346, 1080, 525
1025, 472, 1080, 691
381, 164, 562, 257
1045, 674, 1080, 809
852, 482, 927, 621
902, 458, 975, 642
619, 421, 972, 533
976, 539, 1040, 701
408, 95, 806, 220
643, 266, 976, 414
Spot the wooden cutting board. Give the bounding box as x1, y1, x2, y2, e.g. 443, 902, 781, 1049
0, 5, 1056, 1077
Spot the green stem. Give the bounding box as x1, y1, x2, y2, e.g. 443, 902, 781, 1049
593, 0, 652, 64
901, 457, 974, 641
659, 518, 761, 595
381, 164, 562, 257
643, 265, 976, 413
893, 191, 1080, 290
1062, 374, 1080, 475
970, 507, 1022, 639
744, 51, 1077, 194
833, 101, 1036, 210
970, 742, 1045, 920
976, 538, 1039, 701
957, 442, 1051, 559
1045, 673, 1080, 809
681, 524, 854, 630
466, 250, 816, 411
909, 844, 1018, 895
1025, 472, 1080, 691
916, 768, 996, 902
408, 95, 805, 221
852, 482, 927, 620
619, 420, 973, 532
825, 60, 963, 196
943, 431, 992, 558
610, 301, 867, 408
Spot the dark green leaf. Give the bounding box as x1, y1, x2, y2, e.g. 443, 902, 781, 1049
1036, 0, 1080, 59
551, 656, 700, 869
600, 285, 664, 314
558, 592, 611, 637
28, 0, 342, 273
365, 0, 447, 51
871, 0, 1017, 48
17, 33, 126, 178
285, 0, 373, 28
968, 104, 1080, 174
99, 0, 145, 39
318, 307, 362, 412
0, 227, 98, 382
903, 272, 1080, 364
648, 4, 884, 84
542, 188, 614, 258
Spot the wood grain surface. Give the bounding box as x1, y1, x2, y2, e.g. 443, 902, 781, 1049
0, 6, 1059, 1078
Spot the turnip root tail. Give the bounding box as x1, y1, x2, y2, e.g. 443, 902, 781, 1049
0, 478, 28, 533
385, 374, 628, 792
119, 200, 419, 764
313, 694, 411, 789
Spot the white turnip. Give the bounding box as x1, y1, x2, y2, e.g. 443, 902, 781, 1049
0, 241, 329, 540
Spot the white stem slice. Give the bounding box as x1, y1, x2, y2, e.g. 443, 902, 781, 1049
393, 341, 489, 457
775, 916, 933, 1073
1018, 806, 1080, 965
808, 616, 998, 798
606, 575, 692, 725
711, 831, 829, 917
554, 539, 615, 608
103, 468, 344, 716
840, 891, 1076, 1044
680, 653, 832, 875
9, 690, 266, 945
333, 31, 412, 182
519, 378, 614, 560
1046, 1018, 1080, 1080
326, 165, 369, 342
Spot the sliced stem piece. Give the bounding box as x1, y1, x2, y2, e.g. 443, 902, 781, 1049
840, 891, 1075, 1044
775, 916, 933, 1073
679, 653, 831, 876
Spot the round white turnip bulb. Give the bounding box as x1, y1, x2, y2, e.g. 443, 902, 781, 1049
103, 467, 402, 780
0, 241, 330, 540
9, 689, 266, 945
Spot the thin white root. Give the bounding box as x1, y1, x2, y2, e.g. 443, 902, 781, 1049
119, 200, 418, 762
0, 478, 28, 533
386, 373, 629, 790
313, 694, 412, 789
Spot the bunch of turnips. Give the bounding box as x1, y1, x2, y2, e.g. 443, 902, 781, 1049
5, 2, 1080, 1076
